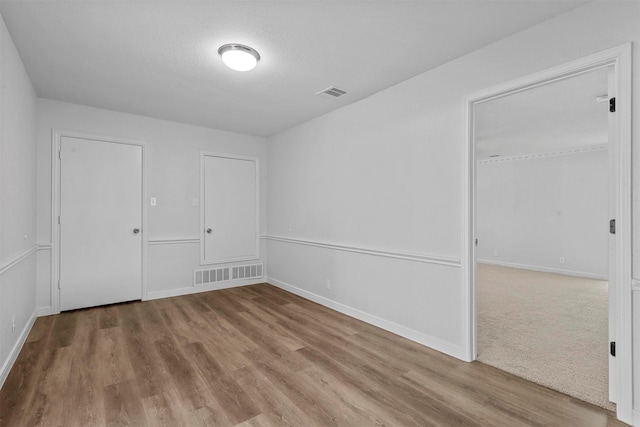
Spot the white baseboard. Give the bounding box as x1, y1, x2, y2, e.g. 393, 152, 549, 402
0, 308, 37, 390
145, 277, 266, 301
477, 259, 607, 281
267, 276, 465, 361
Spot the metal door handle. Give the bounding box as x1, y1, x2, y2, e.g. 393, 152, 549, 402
206, 228, 212, 234
133, 228, 140, 234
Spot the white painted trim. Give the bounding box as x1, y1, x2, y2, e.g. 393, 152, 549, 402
50, 130, 58, 314
51, 129, 148, 314
268, 276, 465, 360
461, 88, 476, 363
609, 44, 633, 426
632, 279, 640, 292
461, 44, 633, 424
200, 152, 260, 266
141, 137, 149, 305
633, 409, 640, 426
36, 243, 52, 251
0, 246, 37, 276
0, 309, 37, 390
476, 144, 607, 165
477, 259, 608, 281
265, 235, 461, 267
144, 277, 264, 301
148, 238, 200, 246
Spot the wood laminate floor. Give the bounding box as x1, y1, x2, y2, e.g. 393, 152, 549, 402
0, 284, 626, 427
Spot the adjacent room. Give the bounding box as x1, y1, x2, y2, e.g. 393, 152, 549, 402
474, 68, 613, 409
1, 1, 639, 426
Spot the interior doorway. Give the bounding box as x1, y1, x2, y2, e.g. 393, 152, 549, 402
474, 67, 612, 409
461, 44, 634, 424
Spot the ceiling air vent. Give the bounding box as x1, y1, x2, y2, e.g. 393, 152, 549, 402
316, 86, 348, 99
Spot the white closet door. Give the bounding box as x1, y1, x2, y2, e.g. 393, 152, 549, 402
203, 155, 257, 264
59, 136, 142, 311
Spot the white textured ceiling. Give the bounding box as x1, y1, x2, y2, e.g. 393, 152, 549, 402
0, 1, 587, 137
475, 67, 609, 160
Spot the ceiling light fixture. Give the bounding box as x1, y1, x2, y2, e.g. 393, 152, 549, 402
218, 44, 260, 72
595, 94, 608, 102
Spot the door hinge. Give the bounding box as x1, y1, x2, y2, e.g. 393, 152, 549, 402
57, 280, 61, 289
609, 219, 615, 234
58, 150, 61, 160
610, 341, 616, 357
58, 216, 61, 225
609, 97, 616, 113
475, 238, 478, 247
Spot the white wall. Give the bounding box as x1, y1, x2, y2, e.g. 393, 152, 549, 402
0, 13, 37, 386
36, 99, 267, 310
476, 149, 608, 279
266, 2, 640, 413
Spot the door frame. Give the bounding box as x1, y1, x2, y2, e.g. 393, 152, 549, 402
199, 151, 260, 265
51, 129, 147, 313
460, 44, 633, 423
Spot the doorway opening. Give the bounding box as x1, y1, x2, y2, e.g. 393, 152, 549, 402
461, 44, 633, 423
474, 68, 611, 409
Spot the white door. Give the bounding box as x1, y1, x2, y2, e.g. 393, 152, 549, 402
59, 136, 142, 311
203, 155, 257, 264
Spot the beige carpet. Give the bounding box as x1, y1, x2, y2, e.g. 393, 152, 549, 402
476, 264, 614, 411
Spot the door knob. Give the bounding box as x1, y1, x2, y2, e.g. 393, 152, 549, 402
133, 228, 140, 234
206, 228, 212, 234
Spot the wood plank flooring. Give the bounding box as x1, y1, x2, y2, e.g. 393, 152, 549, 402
0, 284, 626, 426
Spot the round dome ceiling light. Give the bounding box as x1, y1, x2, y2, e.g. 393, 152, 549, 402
218, 44, 260, 72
